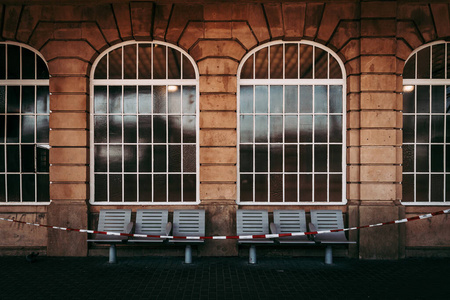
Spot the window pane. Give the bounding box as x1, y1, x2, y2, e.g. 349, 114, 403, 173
432, 44, 445, 79
0, 146, 4, 172
431, 145, 443, 172
7, 86, 20, 113
94, 116, 107, 143
0, 175, 5, 202
417, 85, 430, 113
22, 115, 35, 143
402, 144, 414, 173
300, 44, 313, 78
167, 87, 181, 115
403, 88, 415, 113
255, 47, 268, 79
6, 115, 19, 143
183, 174, 196, 202
22, 86, 35, 113
36, 147, 48, 172
154, 145, 166, 172
154, 174, 166, 202
124, 145, 137, 172
109, 174, 122, 202
255, 85, 268, 113
168, 48, 181, 79
139, 145, 152, 172
300, 85, 312, 113
255, 174, 268, 202
270, 44, 283, 79
416, 174, 429, 202
240, 55, 253, 79
432, 85, 445, 113
315, 47, 327, 79
109, 145, 122, 172
124, 44, 137, 79
139, 174, 152, 201
329, 115, 342, 143
284, 116, 297, 143
329, 174, 342, 201
153, 45, 166, 79
138, 115, 152, 143
22, 174, 35, 202
417, 47, 430, 79
183, 145, 196, 172
314, 145, 327, 172
124, 174, 137, 202
109, 86, 122, 114
138, 44, 151, 79
168, 116, 181, 143
402, 174, 414, 202
285, 44, 298, 79
270, 116, 282, 142
255, 145, 268, 172
300, 145, 312, 172
123, 116, 137, 143
329, 85, 342, 113
299, 115, 312, 142
94, 86, 107, 113
95, 55, 107, 79
0, 86, 5, 113
314, 174, 327, 202
153, 86, 166, 114
285, 85, 298, 113
21, 145, 35, 172
7, 45, 20, 79
329, 145, 342, 172
315, 115, 327, 143
270, 145, 282, 172
36, 56, 48, 79
270, 174, 283, 202
240, 86, 253, 113
431, 175, 444, 202
240, 115, 253, 143
183, 116, 196, 143
403, 115, 415, 143
240, 174, 253, 201
124, 86, 137, 114
329, 55, 342, 79
169, 174, 181, 202
416, 115, 429, 143
109, 115, 122, 143
153, 115, 166, 143
270, 85, 283, 113
299, 174, 312, 202
183, 55, 196, 79
431, 115, 444, 143
0, 45, 5, 80
285, 174, 297, 202
138, 86, 152, 113
314, 85, 327, 113
182, 86, 196, 114
403, 54, 415, 79
285, 145, 297, 172
169, 145, 181, 172
240, 145, 253, 172
36, 86, 49, 114
95, 174, 107, 201
94, 145, 107, 172
109, 47, 122, 79
7, 145, 19, 172
416, 145, 429, 172
7, 174, 20, 201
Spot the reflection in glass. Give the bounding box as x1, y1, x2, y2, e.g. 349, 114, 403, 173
169, 174, 181, 201
183, 174, 196, 202
403, 89, 415, 113
416, 174, 429, 202
255, 47, 268, 79
240, 115, 253, 143
255, 174, 268, 202
255, 115, 268, 143
329, 55, 342, 79
285, 174, 297, 202
285, 145, 297, 172
417, 86, 429, 113
168, 87, 181, 113
431, 145, 443, 172
270, 144, 282, 172
183, 55, 196, 79
314, 85, 327, 113
329, 116, 342, 143
432, 44, 445, 79
168, 48, 181, 79
402, 174, 414, 202
314, 145, 327, 172
314, 115, 327, 143
22, 174, 35, 201
36, 86, 49, 114
270, 116, 282, 142
154, 145, 166, 172
0, 86, 5, 113
7, 86, 20, 113
315, 48, 327, 79
300, 44, 313, 78
0, 45, 5, 79
240, 174, 253, 201
431, 175, 444, 202
124, 145, 137, 172
403, 54, 415, 79
6, 115, 19, 143
402, 144, 414, 173
299, 174, 312, 201
299, 115, 312, 143
255, 85, 268, 113
255, 145, 268, 172
241, 55, 253, 79
22, 86, 35, 113
123, 116, 137, 143
36, 56, 49, 79
109, 174, 122, 202
138, 44, 151, 79
183, 116, 196, 143
153, 86, 166, 113
22, 116, 35, 143
314, 174, 327, 201
138, 86, 152, 113
285, 116, 297, 143
270, 174, 283, 202
109, 86, 122, 113
95, 55, 107, 79
124, 174, 137, 201
416, 145, 429, 172
431, 85, 444, 113
329, 85, 342, 113
300, 85, 312, 113
270, 44, 283, 79
330, 174, 342, 201
168, 116, 181, 143
7, 45, 20, 79
138, 115, 152, 143
7, 174, 20, 201
21, 145, 34, 172
169, 145, 181, 172
416, 115, 429, 143
139, 145, 152, 172
183, 145, 196, 172
182, 86, 196, 114
431, 115, 444, 143
94, 145, 107, 172
94, 86, 107, 113
329, 145, 342, 172
95, 174, 107, 201
240, 145, 253, 172
109, 47, 122, 79
270, 85, 283, 113
417, 47, 430, 79
109, 115, 122, 143
153, 45, 166, 79
123, 86, 137, 113
285, 85, 298, 113
285, 44, 298, 79
240, 86, 253, 113
124, 44, 137, 79
109, 145, 122, 172
153, 116, 166, 143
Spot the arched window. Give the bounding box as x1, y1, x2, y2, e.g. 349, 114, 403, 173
0, 42, 50, 204
402, 41, 450, 205
238, 41, 346, 204
90, 42, 199, 204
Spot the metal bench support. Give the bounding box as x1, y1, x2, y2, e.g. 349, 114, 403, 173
325, 245, 333, 265
249, 245, 257, 264
109, 244, 117, 264
185, 245, 192, 264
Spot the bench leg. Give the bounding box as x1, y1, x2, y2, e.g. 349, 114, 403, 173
185, 245, 192, 264
325, 245, 333, 265
249, 245, 257, 264
109, 244, 117, 264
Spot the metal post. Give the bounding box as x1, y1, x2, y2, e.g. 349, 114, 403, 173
249, 245, 257, 264
185, 245, 192, 264
109, 244, 117, 264
325, 245, 333, 265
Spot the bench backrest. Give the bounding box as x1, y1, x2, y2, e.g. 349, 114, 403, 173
310, 210, 347, 241
237, 210, 269, 235
135, 209, 169, 235
98, 209, 132, 233
273, 210, 307, 233
173, 210, 205, 237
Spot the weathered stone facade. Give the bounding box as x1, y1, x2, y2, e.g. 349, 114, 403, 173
0, 0, 449, 259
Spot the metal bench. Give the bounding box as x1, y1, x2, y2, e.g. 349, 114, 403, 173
237, 209, 274, 264
87, 209, 133, 263
128, 209, 172, 243
309, 209, 356, 264
168, 209, 205, 264
271, 210, 314, 244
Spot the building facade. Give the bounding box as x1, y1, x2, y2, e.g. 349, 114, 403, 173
0, 0, 449, 259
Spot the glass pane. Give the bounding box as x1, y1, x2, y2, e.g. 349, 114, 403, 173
300, 44, 313, 78
402, 144, 414, 173
109, 86, 122, 114
270, 44, 283, 79
240, 55, 253, 79
94, 86, 107, 113
0, 146, 4, 171
240, 174, 253, 201
94, 145, 107, 172
447, 145, 450, 173
7, 86, 20, 113
139, 145, 152, 172
138, 44, 151, 79
7, 45, 20, 79
432, 85, 445, 113
403, 115, 415, 143
22, 174, 35, 202
124, 44, 137, 79
21, 145, 35, 172
183, 55, 196, 79
95, 174, 107, 201
182, 86, 196, 114
255, 47, 268, 79
253, 115, 267, 143
169, 145, 181, 172
403, 89, 415, 113
314, 85, 327, 113
417, 86, 430, 113
0, 86, 4, 113
270, 116, 282, 142
314, 145, 327, 172
94, 116, 107, 143
285, 174, 297, 202
255, 85, 268, 113
255, 145, 268, 172
270, 85, 283, 113
183, 116, 196, 143
431, 175, 444, 202
36, 56, 49, 79
431, 115, 444, 143
22, 116, 35, 143
138, 86, 152, 113
7, 115, 19, 143
329, 115, 342, 143
138, 115, 152, 143
314, 174, 327, 202
403, 54, 415, 79
417, 47, 430, 79
123, 116, 137, 143
153, 86, 166, 113
168, 86, 181, 113
329, 55, 342, 79
109, 47, 122, 79
300, 85, 312, 113
183, 174, 196, 202
124, 174, 137, 202
36, 147, 48, 172
447, 115, 450, 143
240, 115, 253, 143
416, 174, 429, 202
169, 174, 182, 202
299, 115, 312, 142
416, 115, 429, 143
168, 116, 181, 143
431, 145, 443, 172
168, 48, 181, 79
299, 174, 312, 202
329, 145, 342, 172
270, 174, 283, 202
448, 45, 450, 79
270, 144, 282, 172
153, 44, 166, 79
154, 145, 166, 172
22, 86, 35, 113
109, 174, 122, 202
0, 175, 5, 202
255, 174, 268, 202
7, 174, 20, 201
123, 86, 137, 114
109, 145, 122, 172
0, 45, 5, 79
0, 115, 3, 143
183, 145, 196, 172
139, 174, 152, 201
315, 115, 328, 143
432, 44, 445, 79
154, 174, 166, 202
124, 145, 137, 172
109, 115, 122, 143
240, 145, 253, 172
329, 85, 342, 113
416, 145, 429, 172
314, 47, 327, 79
329, 174, 342, 201
285, 115, 297, 143
285, 145, 297, 172
285, 44, 298, 79
240, 86, 253, 113
94, 55, 107, 79
153, 116, 166, 143
402, 174, 414, 202
285, 85, 298, 113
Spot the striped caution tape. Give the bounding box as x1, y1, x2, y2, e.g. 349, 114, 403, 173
1, 208, 449, 240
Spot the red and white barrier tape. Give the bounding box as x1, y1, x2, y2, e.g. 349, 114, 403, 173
1, 208, 449, 240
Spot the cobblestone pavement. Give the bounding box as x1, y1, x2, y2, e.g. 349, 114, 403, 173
0, 256, 448, 299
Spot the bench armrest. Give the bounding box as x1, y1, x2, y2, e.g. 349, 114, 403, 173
126, 222, 134, 234
165, 222, 172, 236
269, 222, 279, 234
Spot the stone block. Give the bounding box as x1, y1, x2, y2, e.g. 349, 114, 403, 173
48, 58, 89, 76
360, 165, 398, 182
405, 211, 450, 247
398, 3, 436, 42
232, 22, 258, 51
198, 58, 238, 76
347, 183, 360, 200
360, 183, 397, 200
397, 21, 423, 51
199, 76, 237, 94
361, 19, 396, 37
50, 94, 88, 111
347, 111, 360, 129
232, 3, 270, 43
200, 165, 236, 182
200, 129, 236, 147
304, 2, 324, 39
347, 147, 360, 164
200, 94, 236, 111
345, 58, 360, 76
361, 93, 397, 110
2, 5, 21, 40
153, 4, 172, 40
179, 22, 204, 50
204, 3, 232, 21
50, 76, 88, 93
112, 4, 132, 40
264, 3, 283, 39
360, 129, 399, 146
130, 1, 154, 39
360, 111, 397, 128
83, 5, 120, 45
200, 147, 237, 164
16, 5, 43, 43
50, 130, 87, 147
347, 129, 360, 147
361, 56, 396, 73
200, 183, 236, 200
361, 74, 397, 92
347, 75, 360, 93
54, 22, 82, 39
81, 22, 108, 52
361, 146, 399, 164
347, 165, 360, 182
347, 93, 360, 111
29, 22, 54, 51
41, 40, 96, 61
329, 21, 359, 51
191, 40, 246, 61
339, 39, 360, 62
361, 1, 397, 18
430, 4, 450, 38
50, 165, 88, 182
50, 183, 88, 200
200, 111, 236, 129
50, 112, 87, 129
282, 3, 306, 39
361, 38, 396, 55
396, 39, 413, 62
205, 22, 232, 39
50, 148, 88, 164
166, 4, 203, 43
316, 2, 358, 43
0, 212, 47, 247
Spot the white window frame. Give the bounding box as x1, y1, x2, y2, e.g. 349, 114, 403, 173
90, 41, 200, 205
402, 40, 450, 206
237, 41, 347, 205
0, 41, 50, 205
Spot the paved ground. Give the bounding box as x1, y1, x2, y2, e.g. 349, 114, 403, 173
0, 255, 448, 299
